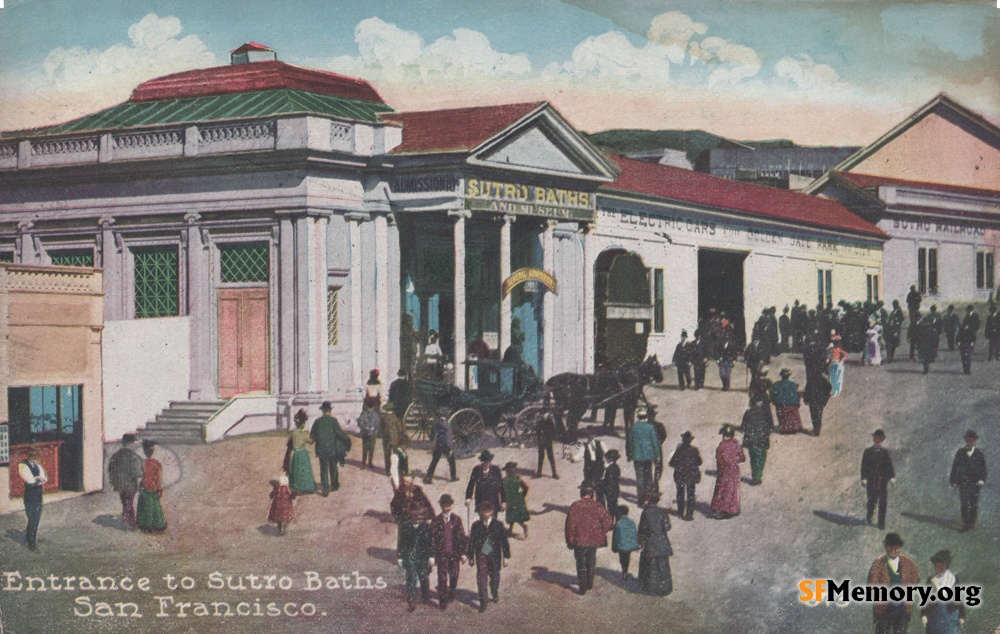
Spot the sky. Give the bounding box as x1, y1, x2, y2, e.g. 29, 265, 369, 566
0, 0, 997, 145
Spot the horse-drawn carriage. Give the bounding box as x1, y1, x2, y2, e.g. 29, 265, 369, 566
402, 359, 545, 457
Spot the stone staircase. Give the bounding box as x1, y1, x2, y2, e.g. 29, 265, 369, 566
137, 400, 229, 445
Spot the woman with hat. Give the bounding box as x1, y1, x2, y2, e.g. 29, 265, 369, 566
136, 440, 167, 533
770, 368, 803, 434
287, 409, 317, 494
920, 550, 965, 633
501, 462, 530, 539
636, 491, 673, 596
827, 333, 848, 397
710, 424, 746, 519
18, 445, 48, 551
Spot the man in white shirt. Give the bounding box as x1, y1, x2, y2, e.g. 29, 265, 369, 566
18, 446, 48, 552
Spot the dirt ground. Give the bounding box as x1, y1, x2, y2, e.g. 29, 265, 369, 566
1, 347, 998, 633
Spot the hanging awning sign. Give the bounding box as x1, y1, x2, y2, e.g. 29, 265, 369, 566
502, 267, 557, 297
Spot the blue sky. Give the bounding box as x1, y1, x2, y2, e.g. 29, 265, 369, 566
0, 0, 996, 144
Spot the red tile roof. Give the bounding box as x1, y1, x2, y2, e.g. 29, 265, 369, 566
604, 156, 887, 238
384, 102, 543, 154
130, 61, 387, 104
835, 171, 1000, 199
231, 42, 274, 54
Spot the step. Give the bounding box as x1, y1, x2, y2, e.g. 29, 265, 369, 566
165, 401, 227, 412
137, 429, 205, 443
147, 420, 209, 430
156, 410, 216, 422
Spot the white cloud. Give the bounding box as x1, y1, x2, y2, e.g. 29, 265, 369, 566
687, 36, 762, 86
774, 54, 847, 90
647, 11, 707, 51
330, 17, 531, 83
544, 31, 682, 87
42, 14, 216, 85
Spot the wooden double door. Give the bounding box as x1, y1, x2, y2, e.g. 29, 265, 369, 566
218, 288, 270, 398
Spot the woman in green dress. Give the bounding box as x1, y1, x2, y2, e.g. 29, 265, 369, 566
288, 410, 317, 494
502, 462, 530, 539
136, 440, 167, 533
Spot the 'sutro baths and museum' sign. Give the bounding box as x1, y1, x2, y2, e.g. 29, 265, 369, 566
465, 178, 596, 221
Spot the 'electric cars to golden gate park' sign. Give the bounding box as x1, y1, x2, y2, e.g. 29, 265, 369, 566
465, 178, 596, 222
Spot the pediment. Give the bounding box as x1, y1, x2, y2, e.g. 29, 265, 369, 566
479, 124, 587, 175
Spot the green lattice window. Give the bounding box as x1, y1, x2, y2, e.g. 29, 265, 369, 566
50, 249, 94, 267
0, 251, 14, 263
219, 242, 269, 283
134, 246, 179, 318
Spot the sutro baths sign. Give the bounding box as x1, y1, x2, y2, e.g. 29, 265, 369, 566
465, 178, 596, 221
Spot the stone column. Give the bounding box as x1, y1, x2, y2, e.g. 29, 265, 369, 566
346, 212, 367, 389
542, 219, 557, 379
16, 221, 39, 265
499, 214, 514, 358
450, 209, 471, 388
276, 216, 297, 419
581, 222, 595, 373
184, 213, 213, 399
387, 214, 401, 376
98, 217, 125, 321
374, 212, 390, 371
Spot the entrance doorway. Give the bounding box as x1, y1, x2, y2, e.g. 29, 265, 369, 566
217, 288, 270, 398
7, 385, 84, 493
698, 249, 747, 349
595, 249, 652, 368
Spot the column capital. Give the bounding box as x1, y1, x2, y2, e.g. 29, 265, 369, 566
98, 216, 116, 230
184, 212, 202, 225
344, 211, 371, 223
447, 208, 472, 220
17, 220, 34, 234
545, 219, 560, 230
579, 221, 595, 234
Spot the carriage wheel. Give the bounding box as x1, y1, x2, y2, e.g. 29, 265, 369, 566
495, 410, 520, 446
449, 408, 486, 459
513, 405, 546, 448
403, 402, 433, 441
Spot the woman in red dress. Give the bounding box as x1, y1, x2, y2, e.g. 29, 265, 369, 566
710, 424, 746, 519
268, 475, 295, 535
136, 440, 167, 533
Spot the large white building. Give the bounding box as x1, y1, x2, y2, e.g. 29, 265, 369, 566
0, 44, 886, 443
809, 94, 1000, 306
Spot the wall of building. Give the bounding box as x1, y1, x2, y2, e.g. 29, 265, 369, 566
852, 114, 1000, 192
102, 317, 191, 442
0, 265, 104, 513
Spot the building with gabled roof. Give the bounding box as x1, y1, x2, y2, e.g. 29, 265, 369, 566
808, 93, 1000, 306
0, 43, 885, 447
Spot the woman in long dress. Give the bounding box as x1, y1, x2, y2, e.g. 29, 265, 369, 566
501, 462, 530, 539
864, 323, 883, 366
136, 440, 167, 533
637, 492, 673, 596
710, 424, 746, 518
288, 409, 316, 494
827, 334, 848, 397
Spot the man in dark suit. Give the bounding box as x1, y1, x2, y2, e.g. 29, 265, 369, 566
861, 429, 895, 530
565, 483, 615, 595
107, 434, 144, 530
534, 412, 559, 479
668, 431, 702, 521
672, 330, 691, 390
467, 501, 510, 612
310, 402, 350, 496
388, 369, 412, 418
950, 430, 987, 532
986, 304, 1000, 361
430, 494, 467, 609
390, 479, 435, 611
465, 450, 505, 513
424, 416, 456, 484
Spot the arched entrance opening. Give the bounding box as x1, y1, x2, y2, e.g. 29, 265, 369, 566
595, 249, 652, 368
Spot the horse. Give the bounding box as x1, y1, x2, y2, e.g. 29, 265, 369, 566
544, 355, 663, 440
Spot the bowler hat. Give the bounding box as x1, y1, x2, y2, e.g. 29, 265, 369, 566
872, 429, 886, 440
605, 449, 620, 461
965, 429, 979, 440
779, 368, 792, 378
930, 550, 952, 565
121, 433, 137, 444
502, 461, 518, 472
884, 533, 904, 547
681, 431, 694, 442
320, 401, 333, 412
478, 450, 494, 462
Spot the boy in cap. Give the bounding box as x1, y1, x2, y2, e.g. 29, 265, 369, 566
861, 430, 895, 530
949, 430, 987, 532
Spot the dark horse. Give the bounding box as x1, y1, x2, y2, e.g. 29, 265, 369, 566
544, 355, 663, 440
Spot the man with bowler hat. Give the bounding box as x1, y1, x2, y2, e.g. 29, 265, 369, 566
861, 429, 895, 530
107, 433, 144, 529
668, 432, 702, 521
565, 482, 615, 595
949, 430, 987, 532
867, 532, 920, 634
465, 450, 506, 513
310, 402, 350, 496
430, 494, 467, 609
18, 446, 48, 551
